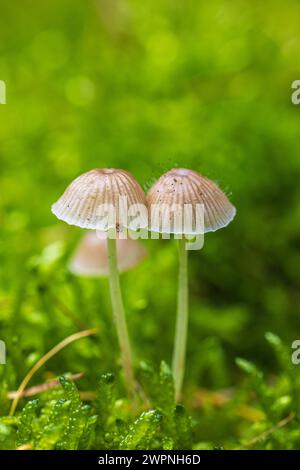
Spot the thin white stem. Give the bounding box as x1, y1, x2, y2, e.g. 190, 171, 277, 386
107, 236, 135, 397
172, 237, 189, 402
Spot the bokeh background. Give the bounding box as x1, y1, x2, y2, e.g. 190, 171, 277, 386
0, 0, 300, 447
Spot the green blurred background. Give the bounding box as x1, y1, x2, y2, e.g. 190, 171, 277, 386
0, 0, 300, 443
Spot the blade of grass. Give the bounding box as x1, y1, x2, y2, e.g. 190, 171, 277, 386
9, 328, 98, 416
236, 412, 295, 450
7, 372, 85, 399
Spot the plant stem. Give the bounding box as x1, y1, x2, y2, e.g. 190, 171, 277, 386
107, 236, 135, 397
9, 328, 98, 416
172, 237, 189, 402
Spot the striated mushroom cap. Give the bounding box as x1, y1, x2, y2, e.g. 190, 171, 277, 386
51, 168, 147, 231
69, 231, 147, 277
147, 168, 236, 234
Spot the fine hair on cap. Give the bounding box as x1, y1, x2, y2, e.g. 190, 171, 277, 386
69, 231, 147, 277
147, 168, 236, 235
52, 168, 147, 231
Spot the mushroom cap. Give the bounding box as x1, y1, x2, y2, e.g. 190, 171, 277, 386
69, 231, 147, 277
147, 168, 236, 234
51, 168, 147, 230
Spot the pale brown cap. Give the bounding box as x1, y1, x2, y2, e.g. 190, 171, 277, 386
69, 231, 147, 277
147, 168, 236, 234
51, 168, 147, 231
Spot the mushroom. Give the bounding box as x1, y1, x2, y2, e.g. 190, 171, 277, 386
147, 168, 236, 401
69, 231, 147, 277
52, 168, 147, 397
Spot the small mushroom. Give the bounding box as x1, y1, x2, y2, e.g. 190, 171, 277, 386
52, 168, 147, 397
147, 168, 236, 401
69, 231, 147, 277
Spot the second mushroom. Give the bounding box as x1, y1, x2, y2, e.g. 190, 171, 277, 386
147, 168, 236, 402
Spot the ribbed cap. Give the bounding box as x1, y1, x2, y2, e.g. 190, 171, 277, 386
147, 168, 236, 234
52, 169, 147, 230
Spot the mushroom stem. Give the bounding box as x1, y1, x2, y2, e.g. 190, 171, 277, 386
107, 236, 135, 397
172, 237, 189, 402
